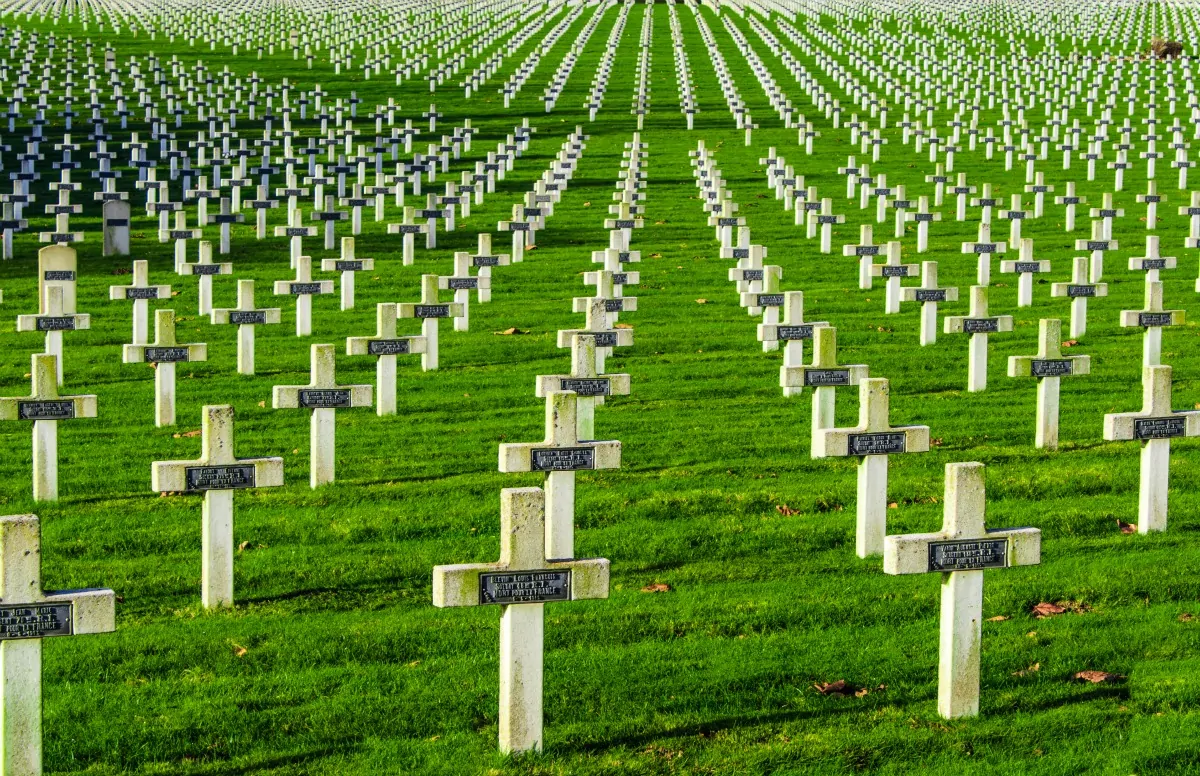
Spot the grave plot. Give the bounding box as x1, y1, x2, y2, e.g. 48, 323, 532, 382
0, 0, 1196, 773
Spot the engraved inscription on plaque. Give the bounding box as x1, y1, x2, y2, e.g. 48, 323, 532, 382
414, 304, 451, 318
1086, 241, 1110, 251
964, 318, 1000, 334
803, 369, 851, 387
1067, 285, 1095, 297
17, 400, 75, 420
1031, 359, 1073, 377
367, 339, 411, 356
479, 570, 571, 605
854, 246, 880, 256
125, 287, 160, 300
1135, 416, 1187, 439
530, 447, 596, 471
298, 389, 353, 408
742, 269, 764, 282
447, 278, 477, 290
473, 256, 500, 266
43, 270, 75, 281
928, 539, 1008, 571
915, 290, 947, 302
612, 273, 629, 285
757, 294, 785, 306
717, 217, 740, 227
290, 283, 324, 295
1014, 262, 1042, 273
776, 325, 814, 341
229, 311, 268, 325
881, 266, 909, 277
848, 432, 907, 455
0, 603, 72, 640
560, 378, 610, 396
36, 317, 76, 331
604, 299, 625, 313
1141, 259, 1167, 270
1139, 312, 1175, 327
191, 264, 223, 276
731, 248, 750, 259
334, 260, 363, 272
145, 347, 190, 363
972, 244, 997, 254
591, 332, 618, 348
185, 464, 257, 491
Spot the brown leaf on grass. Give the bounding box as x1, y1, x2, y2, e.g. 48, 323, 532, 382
257, 401, 266, 408
1032, 602, 1067, 618
650, 253, 663, 258
582, 201, 591, 207
494, 327, 528, 335
1118, 519, 1137, 534
238, 541, 251, 552
1074, 670, 1125, 684
655, 220, 667, 225
176, 429, 202, 438
888, 502, 899, 509
615, 323, 633, 329
1062, 340, 1078, 348
931, 437, 944, 446
1179, 613, 1196, 622
776, 504, 799, 516
696, 298, 709, 304
641, 583, 672, 593
987, 615, 1010, 622
231, 642, 248, 658
111, 267, 131, 275
814, 680, 859, 697
1012, 662, 1041, 677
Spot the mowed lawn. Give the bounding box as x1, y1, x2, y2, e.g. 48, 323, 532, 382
0, 3, 1198, 774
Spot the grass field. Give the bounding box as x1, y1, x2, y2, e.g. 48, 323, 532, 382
2, 2, 1200, 773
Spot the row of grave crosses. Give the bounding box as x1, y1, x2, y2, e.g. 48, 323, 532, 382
432, 134, 647, 755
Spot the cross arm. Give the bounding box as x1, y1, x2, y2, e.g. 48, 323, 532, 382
883, 527, 1041, 575
43, 587, 115, 634
1120, 309, 1184, 328
211, 307, 282, 325
1050, 282, 1107, 298
499, 440, 621, 473
179, 262, 233, 276
432, 557, 610, 608
122, 343, 207, 363
556, 329, 633, 348
999, 259, 1050, 273
273, 279, 334, 295
0, 394, 96, 420
780, 363, 868, 390
1104, 409, 1200, 441
109, 285, 171, 301
397, 302, 466, 319
899, 287, 958, 303
869, 262, 918, 277
152, 456, 284, 492
16, 313, 91, 332
321, 258, 376, 272
536, 374, 631, 398
813, 423, 931, 458
1008, 354, 1090, 378
272, 383, 373, 409
346, 335, 428, 356
944, 315, 1014, 334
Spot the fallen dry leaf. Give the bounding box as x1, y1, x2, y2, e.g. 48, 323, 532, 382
111, 267, 131, 275
583, 201, 591, 207
655, 220, 667, 225
1118, 519, 1137, 534
650, 252, 663, 258
814, 680, 867, 697
615, 322, 633, 329
1012, 662, 1041, 677
494, 327, 528, 335
696, 298, 708, 304
238, 541, 251, 552
775, 504, 799, 516
888, 502, 898, 509
292, 448, 300, 455
1074, 670, 1125, 684
257, 401, 266, 408
1032, 602, 1067, 618
176, 429, 202, 438
641, 582, 672, 593
524, 244, 536, 251
1062, 340, 1078, 348
231, 642, 248, 658
1180, 613, 1195, 622
931, 437, 944, 446
987, 615, 1010, 622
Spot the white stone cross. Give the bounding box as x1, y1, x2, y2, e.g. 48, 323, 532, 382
0, 513, 114, 773
1054, 182, 1085, 232
944, 286, 1013, 392
432, 486, 609, 754
781, 325, 868, 436
274, 255, 333, 337
557, 298, 634, 376
398, 275, 465, 371
1129, 235, 1177, 284
997, 194, 1029, 245
122, 309, 207, 427
537, 334, 631, 440
347, 303, 427, 416
499, 391, 621, 559
1073, 220, 1116, 283
151, 405, 283, 608
273, 344, 372, 488
814, 378, 930, 557
178, 241, 232, 316
884, 462, 1040, 719
1119, 280, 1183, 367
999, 238, 1050, 308
211, 279, 281, 375
900, 261, 957, 345
1104, 365, 1200, 533
386, 208, 428, 266
1007, 319, 1091, 450
961, 221, 1006, 286
0, 353, 96, 502
870, 241, 916, 314
108, 260, 170, 345
162, 211, 203, 272
320, 237, 374, 311
843, 224, 881, 290
904, 196, 942, 253
1050, 257, 1107, 338
272, 210, 318, 268
1137, 181, 1165, 228
438, 253, 487, 333
810, 197, 845, 254
758, 291, 826, 384
17, 286, 89, 387
471, 234, 510, 303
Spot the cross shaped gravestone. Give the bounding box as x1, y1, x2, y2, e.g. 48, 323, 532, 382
272, 344, 372, 488
1007, 319, 1091, 450
273, 211, 317, 267
999, 238, 1050, 308
274, 255, 333, 337
162, 211, 202, 272
1119, 280, 1183, 367
108, 260, 170, 345
870, 241, 917, 314
1104, 365, 1200, 533
1055, 183, 1085, 232
884, 462, 1040, 719
438, 253, 486, 333
758, 291, 826, 389
944, 287, 1013, 392
1050, 257, 1107, 338
1074, 221, 1116, 283
320, 237, 373, 311
0, 513, 114, 773
961, 222, 1006, 286
537, 334, 631, 441
16, 287, 89, 388
0, 353, 96, 501
904, 196, 941, 253
810, 198, 845, 254
151, 405, 283, 608
781, 325, 868, 435
557, 298, 634, 376
122, 309, 207, 427
501, 387, 622, 555
179, 241, 232, 316
211, 280, 281, 375
814, 378, 930, 557
900, 261, 957, 345
432, 486, 609, 754
1129, 235, 1177, 283
398, 275, 464, 371
472, 234, 510, 303
843, 224, 881, 290
347, 303, 427, 416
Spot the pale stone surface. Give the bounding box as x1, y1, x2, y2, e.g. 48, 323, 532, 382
102, 200, 131, 256
899, 262, 957, 346
274, 255, 333, 337
398, 275, 464, 371
944, 286, 1013, 392
780, 326, 867, 438
151, 405, 283, 608
109, 260, 171, 346
884, 463, 1041, 719
347, 303, 427, 416
211, 280, 282, 376
122, 310, 207, 427
1007, 319, 1090, 450
1118, 280, 1183, 368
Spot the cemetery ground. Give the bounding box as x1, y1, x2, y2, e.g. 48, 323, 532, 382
3, 4, 1200, 775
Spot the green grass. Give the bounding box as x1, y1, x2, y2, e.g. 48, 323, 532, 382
0, 2, 1198, 774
